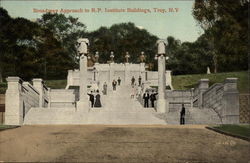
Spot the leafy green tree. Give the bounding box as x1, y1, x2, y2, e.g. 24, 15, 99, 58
37, 13, 86, 64
87, 22, 158, 67
166, 35, 213, 75
0, 8, 77, 80
0, 8, 44, 80
193, 0, 248, 72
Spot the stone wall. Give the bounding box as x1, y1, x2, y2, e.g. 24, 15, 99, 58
239, 94, 250, 123
196, 78, 239, 124
49, 89, 77, 108
166, 90, 192, 111
5, 77, 49, 125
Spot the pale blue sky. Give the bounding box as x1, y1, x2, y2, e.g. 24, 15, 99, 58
1, 0, 203, 42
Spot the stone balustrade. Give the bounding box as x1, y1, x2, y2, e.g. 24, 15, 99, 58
202, 83, 223, 120
5, 77, 49, 125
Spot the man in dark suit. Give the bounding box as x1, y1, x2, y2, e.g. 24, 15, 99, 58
150, 90, 158, 107
180, 104, 186, 125
87, 91, 95, 108
117, 77, 121, 86
138, 76, 142, 86
143, 91, 150, 108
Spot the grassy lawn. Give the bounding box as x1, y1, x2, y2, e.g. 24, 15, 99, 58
211, 124, 250, 139
172, 71, 249, 93
44, 80, 67, 89
0, 125, 19, 131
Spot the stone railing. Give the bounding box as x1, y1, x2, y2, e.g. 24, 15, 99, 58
202, 83, 223, 120
192, 87, 199, 107
188, 78, 239, 124
33, 79, 49, 107
199, 78, 239, 124
5, 77, 49, 125
21, 82, 40, 117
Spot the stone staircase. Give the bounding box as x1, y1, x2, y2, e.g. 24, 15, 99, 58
24, 84, 222, 125
156, 107, 222, 124
24, 84, 166, 125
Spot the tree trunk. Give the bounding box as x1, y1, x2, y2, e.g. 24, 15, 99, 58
213, 53, 217, 73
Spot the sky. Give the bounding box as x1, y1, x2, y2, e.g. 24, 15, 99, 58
1, 0, 203, 42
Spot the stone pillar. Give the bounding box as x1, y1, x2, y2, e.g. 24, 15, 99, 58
5, 77, 23, 125
109, 51, 115, 82
77, 55, 89, 111
109, 62, 114, 83
140, 62, 145, 81
48, 88, 51, 109
157, 55, 167, 113
125, 63, 130, 85
156, 40, 168, 113
66, 70, 73, 89
125, 52, 130, 63
221, 78, 239, 124
33, 78, 44, 107
198, 79, 209, 109
76, 38, 89, 111
95, 51, 99, 64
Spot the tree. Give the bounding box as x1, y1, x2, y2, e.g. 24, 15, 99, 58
193, 0, 248, 72
87, 22, 158, 68
0, 7, 11, 82
0, 8, 78, 80
37, 13, 86, 64
166, 35, 213, 75
0, 8, 44, 80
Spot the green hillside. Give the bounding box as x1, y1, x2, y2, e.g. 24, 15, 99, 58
172, 71, 249, 93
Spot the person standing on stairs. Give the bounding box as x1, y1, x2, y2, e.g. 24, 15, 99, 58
103, 82, 107, 95
138, 76, 142, 86
87, 91, 95, 108
180, 104, 186, 125
143, 91, 150, 108
150, 90, 157, 107
112, 80, 117, 91
94, 90, 102, 107
131, 76, 135, 87
117, 77, 121, 86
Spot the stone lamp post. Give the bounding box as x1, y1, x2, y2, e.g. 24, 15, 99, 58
76, 38, 89, 111
110, 51, 114, 63
156, 39, 168, 113
125, 52, 130, 63
95, 51, 99, 64
140, 51, 145, 63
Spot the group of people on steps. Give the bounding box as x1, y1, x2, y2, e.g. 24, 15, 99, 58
87, 75, 186, 125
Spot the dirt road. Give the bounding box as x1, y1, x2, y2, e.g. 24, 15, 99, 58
0, 125, 249, 162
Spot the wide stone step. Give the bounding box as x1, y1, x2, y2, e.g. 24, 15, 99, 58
24, 107, 166, 125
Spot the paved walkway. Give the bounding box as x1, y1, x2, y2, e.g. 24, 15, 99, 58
0, 125, 249, 162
